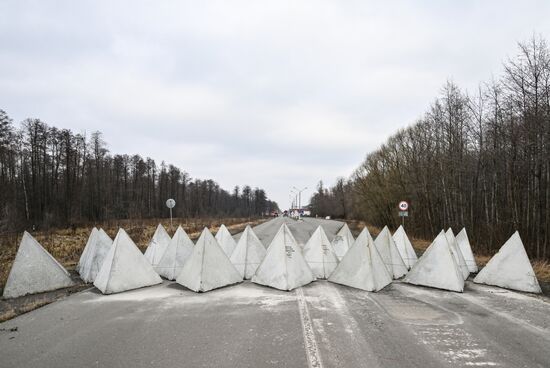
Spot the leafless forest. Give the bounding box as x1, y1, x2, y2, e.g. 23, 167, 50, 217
311, 36, 550, 261
0, 120, 278, 232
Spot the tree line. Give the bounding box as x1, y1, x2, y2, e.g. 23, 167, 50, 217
0, 114, 278, 232
311, 36, 550, 261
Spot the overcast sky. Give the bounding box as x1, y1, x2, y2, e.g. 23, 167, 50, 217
1, 1, 550, 209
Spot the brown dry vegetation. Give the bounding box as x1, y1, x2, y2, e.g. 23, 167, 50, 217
1, 299, 50, 323
533, 261, 550, 282
0, 281, 89, 323
0, 217, 268, 293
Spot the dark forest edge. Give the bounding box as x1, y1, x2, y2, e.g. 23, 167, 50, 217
310, 35, 550, 261
0, 115, 279, 233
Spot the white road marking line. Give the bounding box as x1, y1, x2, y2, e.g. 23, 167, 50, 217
296, 287, 323, 368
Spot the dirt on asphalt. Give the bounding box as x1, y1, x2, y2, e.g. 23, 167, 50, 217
0, 217, 269, 322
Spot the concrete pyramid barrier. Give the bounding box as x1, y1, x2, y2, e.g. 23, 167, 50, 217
392, 225, 417, 269
78, 228, 113, 283
3, 231, 74, 298
155, 226, 194, 280
403, 230, 464, 292
332, 223, 354, 261
176, 228, 242, 292
474, 232, 541, 293
303, 226, 339, 279
445, 229, 470, 280
144, 224, 171, 267
374, 226, 408, 279
94, 229, 162, 294
230, 225, 267, 279
331, 234, 353, 261
328, 227, 392, 292
337, 223, 355, 243
76, 227, 98, 274
252, 223, 315, 291
456, 228, 478, 273
215, 224, 237, 257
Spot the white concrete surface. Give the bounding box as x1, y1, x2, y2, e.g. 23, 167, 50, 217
302, 226, 339, 279
94, 229, 162, 294
155, 226, 194, 280
230, 225, 267, 279
474, 231, 542, 293
404, 231, 464, 292
176, 228, 242, 292
252, 223, 315, 291
144, 224, 171, 266
3, 232, 74, 298
329, 227, 392, 292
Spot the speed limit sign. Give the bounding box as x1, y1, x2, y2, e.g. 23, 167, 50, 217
398, 201, 409, 211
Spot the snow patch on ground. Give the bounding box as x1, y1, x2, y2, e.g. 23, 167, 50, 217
84, 281, 296, 309
467, 282, 549, 303
415, 326, 497, 366
464, 362, 498, 366
86, 284, 180, 302
302, 281, 349, 313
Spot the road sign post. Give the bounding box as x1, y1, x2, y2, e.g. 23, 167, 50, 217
398, 201, 409, 227
166, 198, 176, 231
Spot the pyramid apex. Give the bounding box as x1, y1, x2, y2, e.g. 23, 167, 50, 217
200, 227, 214, 238
115, 227, 130, 239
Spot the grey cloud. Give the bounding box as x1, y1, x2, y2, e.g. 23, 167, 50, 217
1, 0, 550, 207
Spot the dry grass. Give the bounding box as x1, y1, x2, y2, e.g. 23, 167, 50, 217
0, 309, 16, 323
410, 237, 431, 252
533, 260, 550, 282
345, 220, 381, 238
0, 298, 52, 323
0, 217, 268, 292
474, 254, 492, 268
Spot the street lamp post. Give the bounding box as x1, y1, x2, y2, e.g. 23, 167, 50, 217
292, 186, 308, 219
290, 189, 297, 210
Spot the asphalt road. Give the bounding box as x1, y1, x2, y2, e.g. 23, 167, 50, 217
235, 217, 345, 246
1, 218, 549, 368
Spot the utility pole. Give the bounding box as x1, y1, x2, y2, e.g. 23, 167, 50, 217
290, 188, 297, 213
292, 186, 308, 220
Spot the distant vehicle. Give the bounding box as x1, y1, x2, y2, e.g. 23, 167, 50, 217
325, 216, 331, 220
283, 210, 289, 217
271, 211, 278, 217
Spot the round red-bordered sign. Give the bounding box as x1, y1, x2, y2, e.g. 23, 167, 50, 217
398, 201, 409, 211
